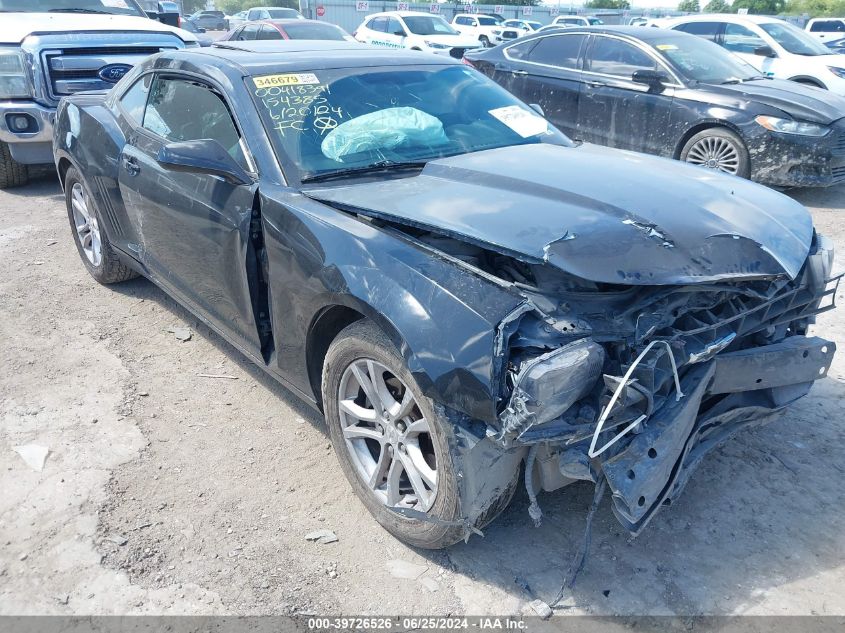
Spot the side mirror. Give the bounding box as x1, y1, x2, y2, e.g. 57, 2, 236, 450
393, 29, 406, 36
529, 103, 545, 116
753, 44, 777, 58
632, 69, 669, 91
157, 139, 251, 186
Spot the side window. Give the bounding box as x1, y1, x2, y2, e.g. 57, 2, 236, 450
587, 36, 658, 77
240, 24, 260, 40
505, 38, 538, 60
528, 34, 586, 68
723, 23, 767, 53
387, 17, 405, 35
258, 24, 283, 39
455, 17, 466, 26
370, 17, 388, 32
119, 74, 152, 125
247, 9, 257, 19
674, 21, 721, 42
143, 77, 247, 169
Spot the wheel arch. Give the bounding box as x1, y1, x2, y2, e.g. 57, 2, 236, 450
788, 75, 827, 89
673, 120, 745, 160
305, 298, 411, 412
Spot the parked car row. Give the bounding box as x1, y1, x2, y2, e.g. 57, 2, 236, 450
51, 39, 838, 548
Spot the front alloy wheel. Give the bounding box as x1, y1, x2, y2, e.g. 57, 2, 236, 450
680, 127, 750, 179
321, 319, 474, 548
338, 359, 438, 511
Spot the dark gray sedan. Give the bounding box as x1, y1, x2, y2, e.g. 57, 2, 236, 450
466, 26, 845, 187
53, 41, 837, 547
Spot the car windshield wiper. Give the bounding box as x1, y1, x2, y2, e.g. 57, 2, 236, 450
48, 8, 112, 13
300, 161, 428, 184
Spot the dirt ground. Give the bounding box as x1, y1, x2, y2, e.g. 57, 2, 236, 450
1, 172, 844, 618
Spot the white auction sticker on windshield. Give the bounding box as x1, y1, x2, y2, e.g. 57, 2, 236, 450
253, 73, 321, 88
101, 0, 130, 6
489, 105, 547, 138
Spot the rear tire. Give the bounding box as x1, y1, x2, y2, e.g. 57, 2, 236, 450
680, 127, 750, 179
0, 141, 29, 189
64, 167, 138, 285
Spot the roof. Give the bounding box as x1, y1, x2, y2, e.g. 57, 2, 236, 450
528, 25, 695, 39
363, 10, 446, 17
194, 40, 457, 74
252, 18, 339, 26
665, 13, 787, 24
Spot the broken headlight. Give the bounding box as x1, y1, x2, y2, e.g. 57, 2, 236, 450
499, 339, 605, 438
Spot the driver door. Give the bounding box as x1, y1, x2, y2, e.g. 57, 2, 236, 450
117, 73, 264, 352
576, 34, 675, 155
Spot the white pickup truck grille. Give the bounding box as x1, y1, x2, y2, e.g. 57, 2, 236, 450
44, 46, 171, 99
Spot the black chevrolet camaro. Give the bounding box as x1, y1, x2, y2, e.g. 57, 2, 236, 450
53, 41, 837, 548
465, 26, 845, 187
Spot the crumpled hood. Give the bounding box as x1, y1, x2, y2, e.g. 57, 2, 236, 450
1, 13, 196, 44
703, 78, 845, 125
305, 143, 814, 285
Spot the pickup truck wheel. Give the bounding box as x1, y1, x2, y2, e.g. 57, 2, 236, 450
323, 320, 478, 549
680, 128, 750, 179
480, 35, 491, 47
64, 167, 138, 285
0, 141, 29, 189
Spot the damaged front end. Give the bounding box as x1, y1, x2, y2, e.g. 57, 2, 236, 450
493, 232, 839, 534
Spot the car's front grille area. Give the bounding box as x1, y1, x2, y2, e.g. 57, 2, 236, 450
502, 29, 520, 39
832, 165, 845, 181
43, 46, 170, 99
833, 130, 845, 156
609, 272, 839, 417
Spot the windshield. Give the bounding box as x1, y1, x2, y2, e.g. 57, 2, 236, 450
760, 21, 832, 55
653, 34, 761, 83
0, 0, 146, 15
267, 7, 300, 18
249, 65, 572, 182
403, 15, 458, 35
282, 22, 347, 39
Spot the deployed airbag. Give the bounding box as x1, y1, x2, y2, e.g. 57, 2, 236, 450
321, 107, 448, 162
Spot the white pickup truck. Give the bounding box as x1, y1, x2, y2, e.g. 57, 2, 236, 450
805, 17, 845, 42
0, 0, 198, 188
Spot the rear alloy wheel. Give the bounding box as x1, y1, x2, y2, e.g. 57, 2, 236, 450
681, 127, 750, 179
64, 167, 138, 284
322, 320, 478, 548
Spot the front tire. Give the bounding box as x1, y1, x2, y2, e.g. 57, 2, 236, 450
64, 167, 138, 285
680, 127, 750, 179
322, 320, 472, 548
0, 141, 29, 189
480, 35, 491, 47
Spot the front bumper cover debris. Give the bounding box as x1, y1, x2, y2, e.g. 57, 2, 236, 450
598, 335, 835, 534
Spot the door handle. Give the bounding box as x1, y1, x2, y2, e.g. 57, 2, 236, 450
121, 155, 140, 176
586, 81, 603, 88
511, 69, 528, 76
